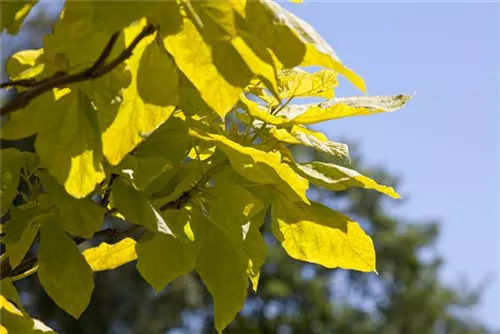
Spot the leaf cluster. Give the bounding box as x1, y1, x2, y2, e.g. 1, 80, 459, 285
0, 1, 411, 332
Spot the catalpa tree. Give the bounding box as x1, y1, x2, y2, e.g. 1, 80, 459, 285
0, 1, 412, 333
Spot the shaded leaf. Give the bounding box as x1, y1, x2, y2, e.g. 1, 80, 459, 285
0, 1, 37, 35
112, 178, 173, 235
38, 171, 104, 238
0, 148, 22, 215
38, 219, 95, 318
136, 232, 198, 293
196, 227, 248, 333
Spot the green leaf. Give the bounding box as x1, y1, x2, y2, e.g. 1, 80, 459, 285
82, 238, 137, 271
113, 155, 172, 191
0, 295, 56, 334
189, 128, 309, 203
38, 219, 95, 319
0, 0, 37, 35
196, 226, 249, 333
38, 171, 105, 238
100, 22, 178, 165
190, 1, 236, 42
1, 279, 26, 314
164, 17, 252, 119
272, 199, 376, 272
112, 178, 173, 235
270, 125, 349, 159
294, 161, 401, 199
136, 232, 198, 293
35, 88, 105, 198
207, 185, 268, 291
278, 67, 338, 99
0, 148, 22, 215
2, 208, 38, 268
134, 114, 190, 166
279, 94, 413, 125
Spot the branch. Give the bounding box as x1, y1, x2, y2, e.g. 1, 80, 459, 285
100, 173, 118, 208
0, 24, 156, 116
0, 224, 145, 280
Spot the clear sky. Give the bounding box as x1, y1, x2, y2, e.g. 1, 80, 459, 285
283, 1, 499, 329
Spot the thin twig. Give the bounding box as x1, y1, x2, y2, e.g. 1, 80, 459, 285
0, 24, 156, 116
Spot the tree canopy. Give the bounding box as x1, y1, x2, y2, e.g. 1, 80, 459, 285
0, 1, 415, 333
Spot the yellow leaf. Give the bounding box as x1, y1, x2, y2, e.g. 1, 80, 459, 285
238, 95, 288, 126
294, 162, 401, 199
240, 1, 365, 92
272, 200, 376, 272
82, 238, 137, 271
100, 22, 178, 165
280, 94, 413, 125
5, 49, 45, 84
32, 88, 105, 198
189, 128, 309, 203
232, 35, 280, 98
278, 67, 338, 99
164, 17, 252, 119
136, 232, 198, 293
270, 125, 349, 159
38, 219, 95, 319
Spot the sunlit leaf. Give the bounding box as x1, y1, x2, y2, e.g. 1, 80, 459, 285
100, 22, 178, 165
82, 238, 137, 271
34, 88, 105, 198
189, 128, 309, 203
294, 161, 400, 198
270, 125, 349, 159
272, 199, 376, 272
279, 94, 413, 125
278, 67, 338, 99
164, 17, 252, 119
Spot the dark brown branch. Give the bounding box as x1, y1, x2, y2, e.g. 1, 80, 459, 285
1, 78, 37, 89
100, 173, 118, 208
0, 24, 156, 116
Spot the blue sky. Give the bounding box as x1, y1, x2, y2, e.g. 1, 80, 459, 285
283, 1, 499, 329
